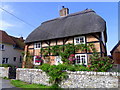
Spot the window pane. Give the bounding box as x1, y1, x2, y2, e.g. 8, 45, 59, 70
80, 37, 84, 43
6, 58, 8, 63
2, 58, 5, 64
76, 38, 79, 43
20, 56, 22, 63
13, 57, 16, 62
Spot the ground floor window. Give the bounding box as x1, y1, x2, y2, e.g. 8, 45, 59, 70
55, 56, 63, 65
2, 58, 9, 64
75, 54, 87, 65
33, 56, 42, 65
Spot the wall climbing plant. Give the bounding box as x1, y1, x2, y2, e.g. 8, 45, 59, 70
40, 43, 95, 64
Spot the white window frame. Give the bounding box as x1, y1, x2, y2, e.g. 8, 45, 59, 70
75, 54, 87, 65
74, 36, 85, 45
33, 56, 41, 65
34, 42, 41, 49
55, 56, 63, 65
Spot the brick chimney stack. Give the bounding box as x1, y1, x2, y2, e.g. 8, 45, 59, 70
59, 6, 69, 16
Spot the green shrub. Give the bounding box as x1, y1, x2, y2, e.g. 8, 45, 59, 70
89, 56, 114, 72
39, 63, 50, 72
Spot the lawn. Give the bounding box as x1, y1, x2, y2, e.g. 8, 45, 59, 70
10, 80, 60, 89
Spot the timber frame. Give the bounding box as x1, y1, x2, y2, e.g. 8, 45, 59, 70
23, 32, 107, 67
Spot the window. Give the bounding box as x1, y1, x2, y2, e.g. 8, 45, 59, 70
13, 57, 17, 62
33, 56, 42, 65
75, 54, 87, 65
2, 58, 9, 64
20, 56, 22, 63
34, 42, 41, 49
55, 56, 63, 65
0, 44, 5, 50
74, 36, 85, 45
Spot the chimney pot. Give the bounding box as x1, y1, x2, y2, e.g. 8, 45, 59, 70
59, 6, 69, 17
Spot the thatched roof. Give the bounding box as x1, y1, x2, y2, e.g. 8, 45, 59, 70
25, 9, 106, 43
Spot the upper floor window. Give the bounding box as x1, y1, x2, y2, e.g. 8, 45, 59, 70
34, 42, 41, 49
74, 36, 85, 45
0, 44, 5, 50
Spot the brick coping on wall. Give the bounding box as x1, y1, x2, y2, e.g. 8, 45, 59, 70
17, 68, 120, 76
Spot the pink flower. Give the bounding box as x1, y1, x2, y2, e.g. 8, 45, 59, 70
70, 54, 75, 57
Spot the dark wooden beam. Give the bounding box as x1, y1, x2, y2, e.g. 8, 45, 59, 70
41, 41, 42, 57
91, 33, 101, 41
49, 40, 50, 55
63, 37, 69, 44
44, 41, 50, 45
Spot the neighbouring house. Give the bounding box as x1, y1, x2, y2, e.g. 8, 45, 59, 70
0, 30, 25, 67
110, 40, 120, 64
24, 7, 107, 67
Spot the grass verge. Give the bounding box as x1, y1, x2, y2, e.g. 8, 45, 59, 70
10, 80, 60, 89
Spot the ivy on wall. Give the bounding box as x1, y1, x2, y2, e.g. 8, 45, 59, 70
41, 43, 94, 63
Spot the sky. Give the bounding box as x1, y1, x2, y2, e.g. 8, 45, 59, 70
0, 2, 118, 55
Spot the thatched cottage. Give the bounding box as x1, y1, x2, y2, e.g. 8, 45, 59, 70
24, 7, 107, 67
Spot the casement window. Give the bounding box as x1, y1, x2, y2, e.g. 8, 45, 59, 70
13, 57, 17, 62
55, 56, 63, 65
74, 36, 85, 45
0, 44, 5, 50
75, 54, 87, 65
34, 42, 41, 49
33, 56, 42, 65
2, 58, 9, 64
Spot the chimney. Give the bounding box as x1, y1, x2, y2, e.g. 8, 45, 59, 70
59, 6, 69, 16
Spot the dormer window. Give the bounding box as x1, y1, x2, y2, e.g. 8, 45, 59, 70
34, 42, 41, 49
74, 36, 85, 45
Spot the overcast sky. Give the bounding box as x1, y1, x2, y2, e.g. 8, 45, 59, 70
0, 2, 118, 55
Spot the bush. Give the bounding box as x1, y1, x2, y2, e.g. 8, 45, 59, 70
89, 56, 114, 72
39, 63, 50, 72
38, 63, 90, 86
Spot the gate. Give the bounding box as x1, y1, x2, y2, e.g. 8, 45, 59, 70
8, 67, 16, 79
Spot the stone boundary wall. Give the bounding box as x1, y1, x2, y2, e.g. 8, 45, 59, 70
16, 68, 120, 88
60, 71, 120, 88
16, 68, 51, 86
0, 67, 9, 78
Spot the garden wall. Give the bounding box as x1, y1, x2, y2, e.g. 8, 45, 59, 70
0, 67, 9, 78
16, 68, 120, 88
16, 68, 51, 86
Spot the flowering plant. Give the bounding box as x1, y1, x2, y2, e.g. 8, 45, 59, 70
68, 54, 76, 64
35, 56, 42, 63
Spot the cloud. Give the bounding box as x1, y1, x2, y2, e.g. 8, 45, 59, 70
0, 4, 14, 14
0, 20, 14, 30
0, 4, 15, 30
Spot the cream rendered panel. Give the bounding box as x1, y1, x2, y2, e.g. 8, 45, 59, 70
1, 43, 23, 67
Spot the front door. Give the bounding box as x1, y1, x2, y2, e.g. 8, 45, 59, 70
55, 56, 63, 65
75, 54, 87, 65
